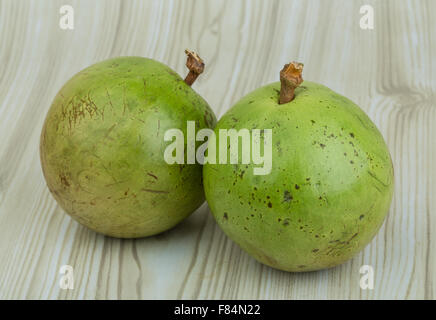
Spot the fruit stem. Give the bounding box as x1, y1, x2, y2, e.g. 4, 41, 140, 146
279, 61, 304, 104
184, 49, 205, 86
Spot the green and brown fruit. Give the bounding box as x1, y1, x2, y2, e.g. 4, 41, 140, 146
40, 50, 216, 238
203, 62, 394, 272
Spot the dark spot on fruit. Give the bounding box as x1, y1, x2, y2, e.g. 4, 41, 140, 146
239, 170, 245, 179
268, 202, 272, 208
223, 212, 228, 220
312, 249, 319, 253
295, 184, 300, 190
248, 100, 254, 104
298, 265, 306, 268
266, 195, 270, 199
344, 152, 347, 156
306, 177, 311, 181
359, 214, 364, 220
320, 143, 326, 148
283, 190, 293, 202
311, 120, 315, 124
350, 160, 354, 164
283, 219, 290, 226
350, 133, 355, 138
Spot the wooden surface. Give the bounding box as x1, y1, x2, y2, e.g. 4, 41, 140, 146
0, 0, 435, 299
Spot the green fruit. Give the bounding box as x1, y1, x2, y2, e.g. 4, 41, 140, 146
40, 53, 216, 238
203, 62, 393, 272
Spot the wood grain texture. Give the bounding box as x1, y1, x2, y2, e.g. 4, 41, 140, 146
0, 0, 435, 299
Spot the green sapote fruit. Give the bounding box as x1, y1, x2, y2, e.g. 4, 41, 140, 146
203, 62, 394, 272
40, 50, 216, 238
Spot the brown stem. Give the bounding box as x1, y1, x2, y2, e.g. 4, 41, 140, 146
184, 49, 205, 86
279, 61, 304, 104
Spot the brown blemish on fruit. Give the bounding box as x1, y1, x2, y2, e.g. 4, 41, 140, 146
295, 184, 300, 190
59, 174, 70, 187
147, 172, 158, 180
141, 188, 169, 194
223, 212, 228, 220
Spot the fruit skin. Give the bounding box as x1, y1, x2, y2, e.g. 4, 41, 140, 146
40, 57, 216, 238
203, 81, 394, 272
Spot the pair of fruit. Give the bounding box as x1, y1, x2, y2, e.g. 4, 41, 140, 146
40, 51, 394, 272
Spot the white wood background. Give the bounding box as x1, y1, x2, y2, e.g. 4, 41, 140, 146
0, 0, 435, 299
